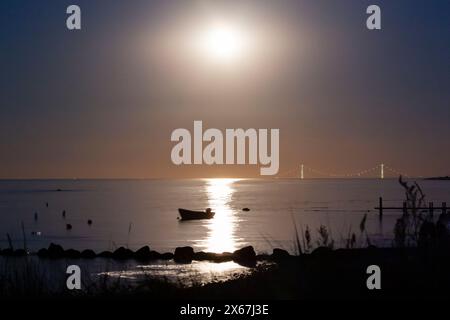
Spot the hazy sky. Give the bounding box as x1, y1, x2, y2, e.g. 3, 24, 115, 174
1, 0, 449, 178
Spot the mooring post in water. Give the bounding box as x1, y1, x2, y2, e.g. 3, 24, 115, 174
429, 202, 434, 218
379, 197, 383, 220
442, 202, 447, 215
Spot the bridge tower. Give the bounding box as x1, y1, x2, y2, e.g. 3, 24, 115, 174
300, 164, 304, 180
380, 163, 384, 179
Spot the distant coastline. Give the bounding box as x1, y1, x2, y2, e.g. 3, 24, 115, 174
425, 176, 450, 181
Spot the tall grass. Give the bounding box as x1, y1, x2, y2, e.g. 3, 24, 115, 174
394, 176, 429, 247
292, 214, 367, 253
394, 175, 450, 248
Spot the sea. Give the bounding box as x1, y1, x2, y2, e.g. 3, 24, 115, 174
1, 178, 449, 284
1, 178, 450, 253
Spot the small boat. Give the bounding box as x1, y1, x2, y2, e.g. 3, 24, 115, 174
178, 208, 215, 220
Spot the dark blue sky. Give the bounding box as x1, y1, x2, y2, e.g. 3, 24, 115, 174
1, 0, 449, 178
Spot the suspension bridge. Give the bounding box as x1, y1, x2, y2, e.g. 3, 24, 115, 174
277, 163, 419, 179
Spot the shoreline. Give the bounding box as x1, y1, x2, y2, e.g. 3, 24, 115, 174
2, 244, 450, 299
0, 243, 292, 267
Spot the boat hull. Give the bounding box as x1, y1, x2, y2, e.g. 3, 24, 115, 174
178, 208, 215, 220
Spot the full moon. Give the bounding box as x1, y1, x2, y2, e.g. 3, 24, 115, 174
196, 23, 247, 63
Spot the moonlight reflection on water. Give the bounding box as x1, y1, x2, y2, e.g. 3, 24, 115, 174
203, 178, 242, 253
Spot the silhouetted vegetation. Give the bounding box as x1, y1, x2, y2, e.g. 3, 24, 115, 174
395, 176, 450, 248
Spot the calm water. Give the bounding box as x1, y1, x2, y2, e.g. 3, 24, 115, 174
1, 178, 450, 254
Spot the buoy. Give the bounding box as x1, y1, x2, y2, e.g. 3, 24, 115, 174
87, 219, 92, 226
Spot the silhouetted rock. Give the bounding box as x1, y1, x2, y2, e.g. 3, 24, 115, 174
174, 246, 194, 263
48, 243, 64, 258
81, 249, 96, 259
1, 249, 14, 256
98, 251, 113, 258
193, 251, 209, 261
233, 246, 256, 259
113, 247, 134, 260
13, 249, 27, 256
65, 249, 81, 258
149, 250, 162, 260
233, 246, 256, 267
37, 248, 48, 257
213, 252, 234, 262
271, 248, 291, 261
161, 252, 174, 260
193, 251, 234, 262
194, 251, 235, 262
256, 254, 271, 261
134, 246, 151, 260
